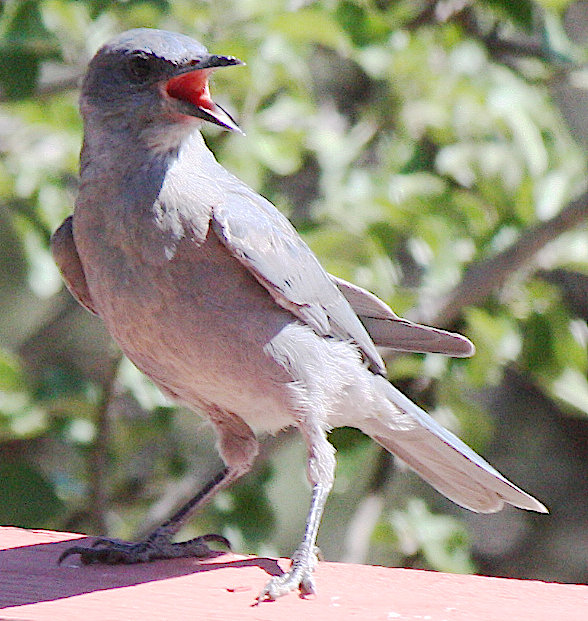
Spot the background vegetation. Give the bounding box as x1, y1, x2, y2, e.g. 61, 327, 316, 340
0, 0, 586, 583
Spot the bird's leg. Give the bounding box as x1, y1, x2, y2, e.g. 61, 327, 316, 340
59, 468, 234, 564
60, 407, 258, 566
258, 422, 336, 601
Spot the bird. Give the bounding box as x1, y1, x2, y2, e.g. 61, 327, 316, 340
52, 28, 547, 600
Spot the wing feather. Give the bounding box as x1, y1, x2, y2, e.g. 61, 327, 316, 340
211, 190, 385, 374
332, 276, 475, 357
51, 216, 99, 316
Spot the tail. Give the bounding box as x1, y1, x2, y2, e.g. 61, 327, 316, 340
362, 376, 548, 514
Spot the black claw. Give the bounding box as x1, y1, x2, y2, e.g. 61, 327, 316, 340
200, 533, 231, 550
57, 533, 231, 566
58, 546, 83, 565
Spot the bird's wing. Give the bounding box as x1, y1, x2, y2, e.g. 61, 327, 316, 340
211, 189, 385, 374
50, 215, 99, 316
332, 276, 475, 357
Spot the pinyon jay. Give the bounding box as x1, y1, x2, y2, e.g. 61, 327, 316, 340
52, 28, 547, 600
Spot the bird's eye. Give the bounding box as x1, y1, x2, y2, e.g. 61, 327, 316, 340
128, 54, 152, 81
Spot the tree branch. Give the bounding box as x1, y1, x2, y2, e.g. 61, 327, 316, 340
88, 351, 122, 535
421, 191, 588, 327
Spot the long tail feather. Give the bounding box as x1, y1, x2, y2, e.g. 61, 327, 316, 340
364, 377, 548, 514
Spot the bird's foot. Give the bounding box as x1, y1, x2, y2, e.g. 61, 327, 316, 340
257, 546, 318, 601
58, 530, 230, 565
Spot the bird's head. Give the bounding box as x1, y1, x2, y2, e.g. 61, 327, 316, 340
81, 28, 243, 146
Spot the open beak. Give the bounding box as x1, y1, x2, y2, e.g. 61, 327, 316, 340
166, 54, 243, 133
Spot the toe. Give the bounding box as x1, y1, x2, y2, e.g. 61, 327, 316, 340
257, 567, 316, 601
299, 572, 316, 596
58, 545, 91, 565
58, 533, 231, 566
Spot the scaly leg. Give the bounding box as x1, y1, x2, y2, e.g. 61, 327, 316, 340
258, 421, 336, 600
60, 407, 258, 565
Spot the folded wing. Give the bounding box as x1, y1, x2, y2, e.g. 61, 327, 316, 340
332, 276, 474, 357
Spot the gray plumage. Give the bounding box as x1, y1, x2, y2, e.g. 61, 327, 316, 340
52, 28, 547, 600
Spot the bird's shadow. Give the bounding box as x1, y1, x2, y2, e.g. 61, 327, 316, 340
0, 535, 284, 609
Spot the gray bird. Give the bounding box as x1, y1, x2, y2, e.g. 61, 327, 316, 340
53, 28, 547, 600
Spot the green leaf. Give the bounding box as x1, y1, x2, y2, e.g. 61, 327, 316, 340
0, 460, 63, 527
334, 0, 388, 47
551, 368, 588, 416
464, 308, 521, 386
0, 50, 40, 100
212, 464, 276, 545
0, 347, 26, 392
485, 0, 535, 32
521, 312, 557, 374
389, 499, 475, 573
270, 9, 349, 50
0, 0, 60, 99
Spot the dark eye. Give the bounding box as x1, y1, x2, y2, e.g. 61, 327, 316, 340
128, 53, 152, 81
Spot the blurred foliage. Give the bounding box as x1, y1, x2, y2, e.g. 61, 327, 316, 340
0, 0, 587, 583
